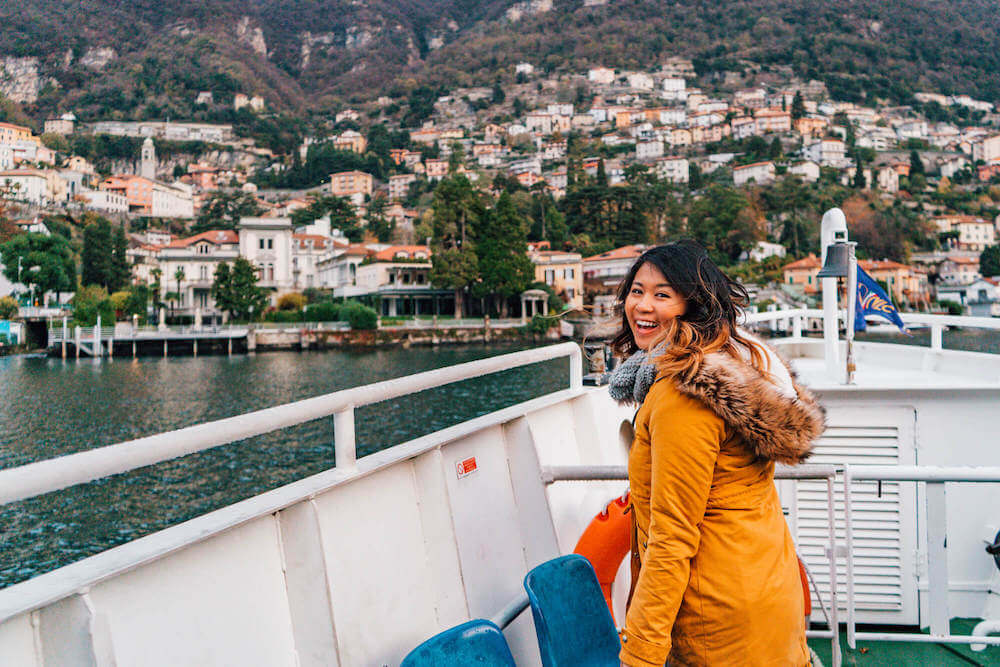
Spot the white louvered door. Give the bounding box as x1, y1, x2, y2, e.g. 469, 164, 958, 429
781, 406, 918, 625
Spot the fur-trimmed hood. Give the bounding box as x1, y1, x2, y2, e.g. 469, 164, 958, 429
670, 345, 825, 465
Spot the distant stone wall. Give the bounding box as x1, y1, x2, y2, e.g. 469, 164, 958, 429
253, 325, 560, 350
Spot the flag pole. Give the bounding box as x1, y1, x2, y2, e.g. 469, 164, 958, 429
845, 242, 858, 384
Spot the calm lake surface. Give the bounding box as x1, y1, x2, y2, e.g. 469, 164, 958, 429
0, 343, 569, 588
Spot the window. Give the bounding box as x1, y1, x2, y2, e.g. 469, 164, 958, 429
198, 244, 210, 255
566, 287, 575, 299
564, 268, 575, 279
545, 269, 555, 284
807, 275, 812, 284
200, 266, 208, 280
266, 264, 274, 281
259, 238, 265, 250
268, 238, 274, 250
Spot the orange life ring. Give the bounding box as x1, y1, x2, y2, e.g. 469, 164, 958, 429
574, 491, 815, 624
573, 491, 632, 623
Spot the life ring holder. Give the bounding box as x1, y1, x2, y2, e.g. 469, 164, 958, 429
572, 490, 632, 624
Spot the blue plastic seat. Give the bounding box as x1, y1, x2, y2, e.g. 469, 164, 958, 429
400, 619, 516, 667
524, 554, 621, 666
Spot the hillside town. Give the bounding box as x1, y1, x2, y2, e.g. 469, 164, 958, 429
4, 56, 1000, 342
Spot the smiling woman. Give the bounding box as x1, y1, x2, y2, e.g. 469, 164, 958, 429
623, 263, 688, 352
607, 241, 824, 667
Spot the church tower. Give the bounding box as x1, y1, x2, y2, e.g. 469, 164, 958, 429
140, 137, 156, 180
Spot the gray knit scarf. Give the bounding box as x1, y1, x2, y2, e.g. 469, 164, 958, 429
607, 349, 662, 404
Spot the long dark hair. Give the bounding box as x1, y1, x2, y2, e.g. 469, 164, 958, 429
610, 240, 766, 379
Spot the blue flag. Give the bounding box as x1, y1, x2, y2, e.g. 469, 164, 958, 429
854, 266, 907, 333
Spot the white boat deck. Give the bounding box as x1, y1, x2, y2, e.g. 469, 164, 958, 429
774, 339, 1000, 391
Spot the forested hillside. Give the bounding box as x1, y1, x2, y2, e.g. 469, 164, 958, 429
2, 0, 999, 123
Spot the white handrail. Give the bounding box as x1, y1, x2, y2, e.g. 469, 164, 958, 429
0, 343, 583, 506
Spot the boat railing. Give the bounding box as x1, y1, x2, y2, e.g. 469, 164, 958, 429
539, 463, 1000, 666
843, 465, 1000, 652
744, 307, 1000, 351
0, 342, 583, 508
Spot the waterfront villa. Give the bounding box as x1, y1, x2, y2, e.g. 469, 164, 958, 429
156, 230, 240, 321
529, 248, 584, 310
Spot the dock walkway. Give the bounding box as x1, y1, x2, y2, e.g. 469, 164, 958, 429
48, 322, 249, 358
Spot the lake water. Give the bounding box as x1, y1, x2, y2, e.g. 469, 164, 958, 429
0, 343, 569, 588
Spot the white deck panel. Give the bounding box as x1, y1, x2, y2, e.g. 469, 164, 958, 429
86, 515, 298, 666
310, 462, 445, 666
0, 613, 39, 667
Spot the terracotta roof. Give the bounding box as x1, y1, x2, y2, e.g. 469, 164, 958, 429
946, 256, 980, 265
293, 233, 329, 250
373, 245, 431, 261
733, 161, 774, 171
164, 230, 238, 248
584, 244, 646, 262
783, 254, 821, 270
859, 259, 909, 271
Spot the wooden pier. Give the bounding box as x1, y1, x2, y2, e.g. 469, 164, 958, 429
47, 319, 250, 358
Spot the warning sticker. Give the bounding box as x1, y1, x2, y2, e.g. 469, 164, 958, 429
456, 457, 478, 479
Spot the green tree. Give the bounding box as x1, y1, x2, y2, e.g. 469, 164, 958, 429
0, 295, 17, 319
910, 149, 925, 176
81, 217, 114, 288
852, 156, 867, 189
790, 91, 806, 120
686, 185, 763, 263
190, 191, 263, 234
171, 266, 186, 317
981, 245, 1000, 277
429, 175, 482, 317
211, 258, 268, 322
291, 196, 363, 241
111, 224, 131, 291
689, 162, 703, 190
475, 192, 535, 317
365, 194, 396, 243
71, 285, 114, 326
150, 267, 163, 308
768, 137, 783, 159
0, 233, 76, 302
491, 77, 506, 105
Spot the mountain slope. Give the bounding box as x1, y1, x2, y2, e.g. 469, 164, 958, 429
1, 0, 999, 128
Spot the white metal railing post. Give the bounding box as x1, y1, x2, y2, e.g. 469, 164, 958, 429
569, 343, 583, 389
826, 474, 841, 667
792, 314, 803, 338
844, 465, 857, 649
334, 407, 356, 469
926, 481, 950, 636
931, 324, 943, 350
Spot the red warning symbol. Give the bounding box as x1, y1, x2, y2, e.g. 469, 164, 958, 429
456, 457, 478, 479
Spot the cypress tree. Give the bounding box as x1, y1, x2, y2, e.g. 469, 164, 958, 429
81, 217, 114, 288
110, 224, 131, 291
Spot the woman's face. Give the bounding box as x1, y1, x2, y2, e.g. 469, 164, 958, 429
625, 262, 688, 351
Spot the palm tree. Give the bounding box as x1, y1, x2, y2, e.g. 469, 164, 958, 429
173, 267, 186, 319
150, 267, 163, 314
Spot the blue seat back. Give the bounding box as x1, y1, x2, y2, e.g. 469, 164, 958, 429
523, 554, 621, 666
400, 619, 516, 667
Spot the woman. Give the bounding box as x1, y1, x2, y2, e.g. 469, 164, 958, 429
607, 241, 825, 667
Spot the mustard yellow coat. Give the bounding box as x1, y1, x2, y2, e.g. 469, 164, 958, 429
619, 348, 824, 667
